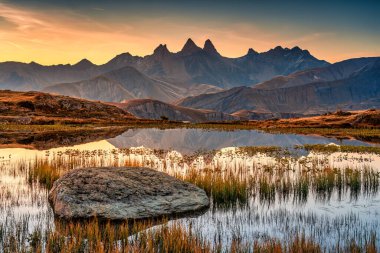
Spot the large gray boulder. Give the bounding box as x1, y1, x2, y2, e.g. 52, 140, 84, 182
48, 167, 209, 220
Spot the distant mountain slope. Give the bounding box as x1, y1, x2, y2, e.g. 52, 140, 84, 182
254, 57, 380, 90
0, 60, 102, 91
112, 99, 239, 122
45, 66, 223, 103
0, 38, 329, 93
177, 57, 380, 114
44, 76, 135, 102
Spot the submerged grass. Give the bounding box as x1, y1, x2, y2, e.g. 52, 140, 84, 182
2, 218, 213, 253
253, 166, 380, 204
238, 146, 283, 156
28, 160, 61, 189
180, 169, 249, 208
24, 145, 380, 204
250, 234, 323, 253
1, 218, 378, 253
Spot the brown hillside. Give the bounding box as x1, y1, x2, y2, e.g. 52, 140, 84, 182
247, 109, 380, 129
0, 90, 136, 125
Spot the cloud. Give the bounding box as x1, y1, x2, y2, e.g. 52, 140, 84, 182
0, 3, 51, 31
0, 2, 151, 64
0, 2, 114, 35
0, 15, 17, 29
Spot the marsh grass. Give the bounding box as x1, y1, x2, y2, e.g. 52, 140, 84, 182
2, 218, 214, 253
180, 169, 249, 208
1, 218, 378, 253
252, 234, 322, 253
257, 175, 277, 204
3, 144, 380, 252
293, 175, 310, 203
237, 146, 283, 156
300, 144, 380, 154
363, 167, 380, 196
24, 146, 380, 205
247, 165, 379, 204
28, 160, 61, 189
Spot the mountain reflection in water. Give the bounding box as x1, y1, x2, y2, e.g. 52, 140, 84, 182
108, 128, 374, 154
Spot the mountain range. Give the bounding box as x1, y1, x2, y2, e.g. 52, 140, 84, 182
0, 39, 328, 101
0, 39, 379, 120
178, 57, 380, 115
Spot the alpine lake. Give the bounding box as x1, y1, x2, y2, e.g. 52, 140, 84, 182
1, 127, 380, 252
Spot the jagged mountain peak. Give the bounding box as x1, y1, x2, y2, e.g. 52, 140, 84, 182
264, 46, 289, 56
154, 44, 170, 54
180, 38, 202, 55
289, 46, 311, 56
264, 45, 315, 59
74, 58, 94, 69
154, 44, 169, 52
152, 44, 171, 58
247, 48, 259, 56
273, 46, 285, 51
291, 46, 302, 52
203, 39, 219, 55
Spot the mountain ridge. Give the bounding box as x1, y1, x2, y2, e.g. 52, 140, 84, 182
177, 57, 380, 114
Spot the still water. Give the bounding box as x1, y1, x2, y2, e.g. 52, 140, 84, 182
0, 128, 379, 251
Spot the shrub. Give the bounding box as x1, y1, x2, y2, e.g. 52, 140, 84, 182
17, 101, 35, 110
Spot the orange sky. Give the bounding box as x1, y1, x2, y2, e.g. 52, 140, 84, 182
0, 2, 379, 65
